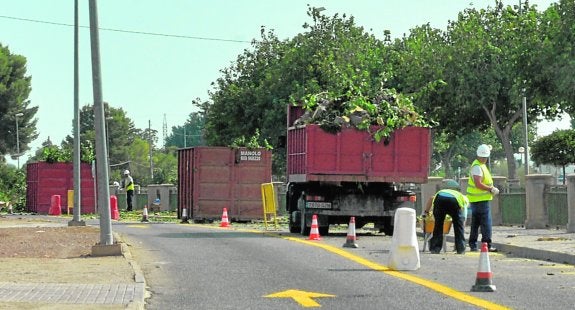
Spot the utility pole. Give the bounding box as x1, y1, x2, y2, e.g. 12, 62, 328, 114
69, 0, 85, 227
522, 88, 529, 175
149, 120, 154, 180
89, 0, 113, 246
162, 114, 167, 150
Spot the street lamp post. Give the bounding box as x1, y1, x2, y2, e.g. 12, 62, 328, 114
522, 88, 529, 175
15, 112, 23, 169
105, 116, 113, 175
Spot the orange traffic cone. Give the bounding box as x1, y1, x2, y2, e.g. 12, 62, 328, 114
181, 207, 189, 224
343, 216, 358, 248
309, 214, 321, 240
141, 205, 150, 222
220, 208, 231, 228
471, 242, 496, 292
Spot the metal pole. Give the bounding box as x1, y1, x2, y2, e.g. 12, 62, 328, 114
89, 0, 113, 245
149, 120, 153, 180
105, 116, 112, 176
522, 88, 529, 175
70, 0, 84, 225
15, 113, 21, 169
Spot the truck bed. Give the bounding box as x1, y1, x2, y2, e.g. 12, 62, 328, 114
287, 124, 431, 183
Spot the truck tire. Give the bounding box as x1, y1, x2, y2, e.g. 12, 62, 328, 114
300, 210, 310, 236
288, 211, 301, 233
380, 217, 394, 236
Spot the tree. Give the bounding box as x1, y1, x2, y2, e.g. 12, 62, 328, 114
200, 7, 393, 175
438, 2, 553, 180
165, 111, 205, 148
538, 0, 575, 115
60, 103, 139, 180
0, 163, 25, 211
152, 149, 178, 185
0, 44, 38, 157
531, 129, 575, 184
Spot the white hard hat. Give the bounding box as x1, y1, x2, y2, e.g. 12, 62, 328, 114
123, 170, 130, 175
476, 144, 491, 157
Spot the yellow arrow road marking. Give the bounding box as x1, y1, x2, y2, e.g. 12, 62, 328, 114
265, 289, 335, 307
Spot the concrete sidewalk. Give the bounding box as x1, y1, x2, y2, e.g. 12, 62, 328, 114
0, 215, 146, 309
471, 225, 575, 265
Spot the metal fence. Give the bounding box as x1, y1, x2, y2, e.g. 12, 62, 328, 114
499, 185, 567, 226
546, 185, 568, 226
500, 192, 526, 225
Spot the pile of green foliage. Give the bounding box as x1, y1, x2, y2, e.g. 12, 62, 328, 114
36, 144, 95, 164
0, 165, 25, 212
230, 129, 273, 150
294, 88, 433, 142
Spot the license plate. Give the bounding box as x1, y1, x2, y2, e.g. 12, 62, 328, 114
306, 201, 332, 209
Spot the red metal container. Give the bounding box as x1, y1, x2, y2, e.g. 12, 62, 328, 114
177, 147, 272, 222
26, 162, 96, 214
287, 124, 431, 183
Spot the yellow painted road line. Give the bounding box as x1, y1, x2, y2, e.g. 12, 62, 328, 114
264, 289, 335, 307
126, 224, 150, 229
284, 237, 510, 310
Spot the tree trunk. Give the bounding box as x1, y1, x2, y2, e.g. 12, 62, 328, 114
501, 134, 517, 180
484, 102, 522, 181
441, 146, 455, 178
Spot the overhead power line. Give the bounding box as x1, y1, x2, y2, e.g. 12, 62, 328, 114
0, 14, 252, 44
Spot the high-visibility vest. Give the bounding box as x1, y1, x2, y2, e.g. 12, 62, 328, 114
433, 189, 469, 209
466, 159, 493, 202
125, 176, 135, 191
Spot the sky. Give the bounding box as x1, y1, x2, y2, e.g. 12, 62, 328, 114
0, 0, 564, 165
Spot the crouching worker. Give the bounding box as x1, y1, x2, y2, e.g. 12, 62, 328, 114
423, 180, 469, 254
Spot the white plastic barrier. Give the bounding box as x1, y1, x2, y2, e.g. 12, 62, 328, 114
388, 207, 420, 270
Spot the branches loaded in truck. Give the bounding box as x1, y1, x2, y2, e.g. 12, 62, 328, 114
285, 96, 432, 236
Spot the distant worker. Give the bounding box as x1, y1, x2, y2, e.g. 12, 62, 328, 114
467, 144, 499, 252
122, 170, 134, 211
423, 180, 469, 254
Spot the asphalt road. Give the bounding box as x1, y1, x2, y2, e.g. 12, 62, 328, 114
113, 223, 575, 309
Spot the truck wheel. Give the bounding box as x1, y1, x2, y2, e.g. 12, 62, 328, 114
380, 217, 394, 236
300, 210, 310, 236
288, 211, 301, 233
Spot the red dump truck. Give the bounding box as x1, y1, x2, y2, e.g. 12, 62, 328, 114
286, 105, 432, 235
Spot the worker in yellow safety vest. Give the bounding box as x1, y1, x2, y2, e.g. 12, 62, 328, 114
423, 180, 469, 254
122, 170, 135, 211
466, 144, 499, 252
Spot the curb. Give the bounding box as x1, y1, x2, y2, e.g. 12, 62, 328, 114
114, 232, 148, 309
491, 242, 575, 265
437, 234, 575, 265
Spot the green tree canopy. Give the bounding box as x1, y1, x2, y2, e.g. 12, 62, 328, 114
427, 2, 552, 180
165, 111, 205, 148
0, 44, 38, 157
199, 7, 406, 174
531, 129, 575, 167
531, 129, 575, 183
